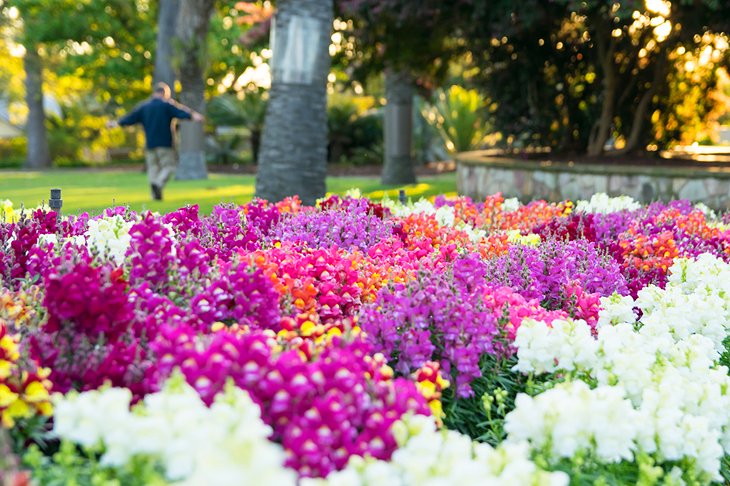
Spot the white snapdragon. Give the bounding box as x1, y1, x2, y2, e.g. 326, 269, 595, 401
636, 368, 726, 480
37, 233, 58, 247
509, 254, 730, 481
391, 198, 456, 228
693, 202, 717, 221
505, 381, 640, 464
596, 293, 636, 328
592, 322, 660, 403
177, 386, 295, 486
37, 233, 86, 251
381, 197, 433, 219
53, 377, 295, 485
666, 253, 730, 296
53, 387, 133, 449
637, 285, 730, 354
631, 255, 730, 354
85, 215, 135, 265
384, 197, 487, 243
574, 193, 641, 214
513, 318, 597, 374
303, 414, 568, 486
434, 205, 456, 227
460, 224, 487, 244
501, 197, 521, 213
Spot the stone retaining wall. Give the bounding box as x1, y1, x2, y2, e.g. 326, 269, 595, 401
456, 152, 730, 211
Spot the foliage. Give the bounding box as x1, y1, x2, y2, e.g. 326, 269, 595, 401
208, 90, 268, 130
0, 1, 271, 166
208, 88, 384, 166
23, 441, 166, 486
413, 96, 449, 164
0, 139, 25, 166
208, 89, 268, 164
336, 0, 473, 89
7, 0, 157, 107
206, 131, 249, 166
0, 37, 24, 104
653, 39, 729, 147
421, 85, 492, 153
463, 0, 730, 153
206, 4, 264, 98
441, 353, 534, 445
327, 96, 382, 164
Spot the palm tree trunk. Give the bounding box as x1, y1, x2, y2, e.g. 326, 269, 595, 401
255, 0, 332, 205
153, 0, 178, 88
23, 45, 51, 169
175, 0, 215, 180
381, 69, 416, 185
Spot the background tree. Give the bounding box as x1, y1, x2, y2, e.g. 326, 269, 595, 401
5, 0, 156, 167
7, 0, 56, 168
207, 2, 267, 96
464, 0, 730, 156
255, 0, 333, 205
337, 0, 471, 184
175, 0, 216, 180
154, 0, 178, 88
22, 38, 49, 168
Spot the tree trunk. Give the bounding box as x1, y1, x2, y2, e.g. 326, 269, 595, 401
153, 0, 178, 89
175, 0, 215, 180
615, 52, 668, 155
23, 45, 51, 169
255, 0, 332, 205
251, 129, 261, 164
587, 25, 617, 157
381, 69, 416, 185
587, 79, 616, 156
615, 87, 653, 155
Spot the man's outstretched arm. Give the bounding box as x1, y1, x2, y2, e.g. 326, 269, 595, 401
118, 107, 143, 126
168, 101, 204, 122
107, 107, 142, 128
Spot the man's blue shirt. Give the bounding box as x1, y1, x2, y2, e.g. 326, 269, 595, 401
118, 97, 192, 149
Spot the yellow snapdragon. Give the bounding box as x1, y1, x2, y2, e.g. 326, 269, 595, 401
506, 230, 541, 246
1, 200, 16, 223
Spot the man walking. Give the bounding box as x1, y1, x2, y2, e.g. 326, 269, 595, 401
109, 82, 203, 200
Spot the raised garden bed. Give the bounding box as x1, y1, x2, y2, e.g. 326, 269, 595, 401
457, 150, 730, 210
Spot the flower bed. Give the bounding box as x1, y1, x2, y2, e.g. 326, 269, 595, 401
1, 192, 730, 485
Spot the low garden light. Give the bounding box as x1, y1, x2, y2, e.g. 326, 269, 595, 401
49, 188, 62, 218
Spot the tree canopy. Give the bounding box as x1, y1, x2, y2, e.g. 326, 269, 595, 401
0, 0, 728, 168
461, 0, 730, 154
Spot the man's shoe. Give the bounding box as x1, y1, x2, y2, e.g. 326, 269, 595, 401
151, 184, 163, 201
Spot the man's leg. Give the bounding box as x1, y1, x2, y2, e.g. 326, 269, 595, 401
145, 149, 163, 200
157, 147, 177, 189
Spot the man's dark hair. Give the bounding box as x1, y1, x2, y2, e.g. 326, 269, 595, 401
154, 82, 171, 99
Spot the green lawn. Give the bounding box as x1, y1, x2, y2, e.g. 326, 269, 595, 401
0, 169, 456, 215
